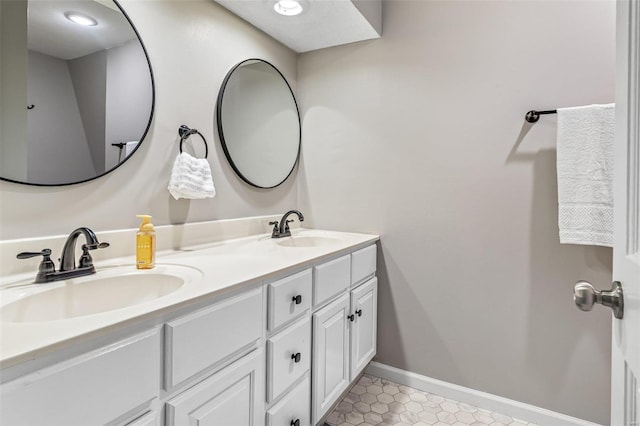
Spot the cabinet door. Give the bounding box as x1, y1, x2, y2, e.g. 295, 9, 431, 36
350, 277, 377, 381
166, 349, 264, 426
312, 293, 350, 424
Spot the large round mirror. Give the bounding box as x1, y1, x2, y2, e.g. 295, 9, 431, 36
0, 0, 154, 186
216, 59, 300, 189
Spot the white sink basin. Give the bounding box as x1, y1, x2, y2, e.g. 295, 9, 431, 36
276, 235, 342, 248
1, 264, 202, 323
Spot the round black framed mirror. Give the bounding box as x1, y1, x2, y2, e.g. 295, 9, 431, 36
0, 0, 155, 186
216, 59, 300, 189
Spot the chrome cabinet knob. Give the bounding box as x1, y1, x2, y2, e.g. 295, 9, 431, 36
573, 281, 624, 319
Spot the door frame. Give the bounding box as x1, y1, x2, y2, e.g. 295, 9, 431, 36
612, 0, 639, 424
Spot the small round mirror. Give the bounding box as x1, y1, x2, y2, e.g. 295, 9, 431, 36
216, 59, 300, 189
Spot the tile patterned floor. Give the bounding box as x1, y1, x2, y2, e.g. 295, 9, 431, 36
325, 374, 539, 426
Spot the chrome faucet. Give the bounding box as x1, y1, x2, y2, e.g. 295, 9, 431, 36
269, 210, 304, 238
17, 227, 109, 283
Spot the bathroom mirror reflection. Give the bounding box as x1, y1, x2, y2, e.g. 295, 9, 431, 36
217, 59, 300, 189
0, 0, 154, 186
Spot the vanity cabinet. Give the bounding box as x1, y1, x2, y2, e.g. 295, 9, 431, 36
1, 242, 377, 426
311, 245, 378, 424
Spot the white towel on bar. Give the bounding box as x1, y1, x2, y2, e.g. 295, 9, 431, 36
124, 141, 139, 157
556, 103, 614, 247
168, 152, 216, 200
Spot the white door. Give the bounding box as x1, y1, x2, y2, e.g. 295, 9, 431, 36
612, 1, 639, 424
350, 277, 378, 381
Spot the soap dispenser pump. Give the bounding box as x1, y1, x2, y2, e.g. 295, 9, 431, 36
136, 215, 155, 269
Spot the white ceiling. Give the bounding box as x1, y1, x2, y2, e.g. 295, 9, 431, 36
214, 0, 382, 53
28, 0, 137, 60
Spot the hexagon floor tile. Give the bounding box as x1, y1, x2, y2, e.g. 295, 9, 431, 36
324, 374, 538, 426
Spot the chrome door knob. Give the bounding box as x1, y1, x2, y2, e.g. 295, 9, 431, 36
573, 280, 624, 319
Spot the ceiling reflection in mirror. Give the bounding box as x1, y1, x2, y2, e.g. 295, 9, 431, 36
0, 0, 154, 186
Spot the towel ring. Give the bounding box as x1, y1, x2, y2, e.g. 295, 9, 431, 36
178, 125, 208, 159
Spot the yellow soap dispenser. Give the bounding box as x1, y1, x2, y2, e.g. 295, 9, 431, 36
136, 215, 156, 269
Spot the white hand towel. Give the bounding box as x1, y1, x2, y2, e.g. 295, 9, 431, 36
556, 103, 614, 247
168, 152, 216, 200
124, 141, 139, 157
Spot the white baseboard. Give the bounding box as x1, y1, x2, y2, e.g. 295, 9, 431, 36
365, 362, 601, 426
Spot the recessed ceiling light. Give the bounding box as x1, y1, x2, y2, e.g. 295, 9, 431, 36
273, 0, 303, 16
64, 12, 98, 26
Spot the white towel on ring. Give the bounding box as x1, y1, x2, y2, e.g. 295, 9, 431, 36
556, 103, 614, 247
168, 152, 216, 200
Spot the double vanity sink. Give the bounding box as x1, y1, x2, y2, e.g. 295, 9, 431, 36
1, 231, 343, 324
0, 218, 379, 426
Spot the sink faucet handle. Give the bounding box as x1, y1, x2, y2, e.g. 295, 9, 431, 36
17, 248, 52, 259
284, 219, 296, 232
79, 242, 109, 268
269, 221, 280, 237
17, 248, 56, 277
84, 242, 110, 250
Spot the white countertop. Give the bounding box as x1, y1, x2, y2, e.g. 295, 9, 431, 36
0, 228, 378, 368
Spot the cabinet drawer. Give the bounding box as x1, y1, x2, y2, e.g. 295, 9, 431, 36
266, 376, 310, 426
165, 287, 263, 389
268, 269, 312, 331
313, 254, 350, 307
166, 349, 264, 426
1, 329, 160, 426
351, 244, 376, 285
267, 316, 311, 402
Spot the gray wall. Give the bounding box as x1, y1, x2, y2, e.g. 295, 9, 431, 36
104, 39, 153, 171
69, 49, 107, 175
298, 0, 614, 424
27, 51, 95, 184
0, 0, 298, 240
